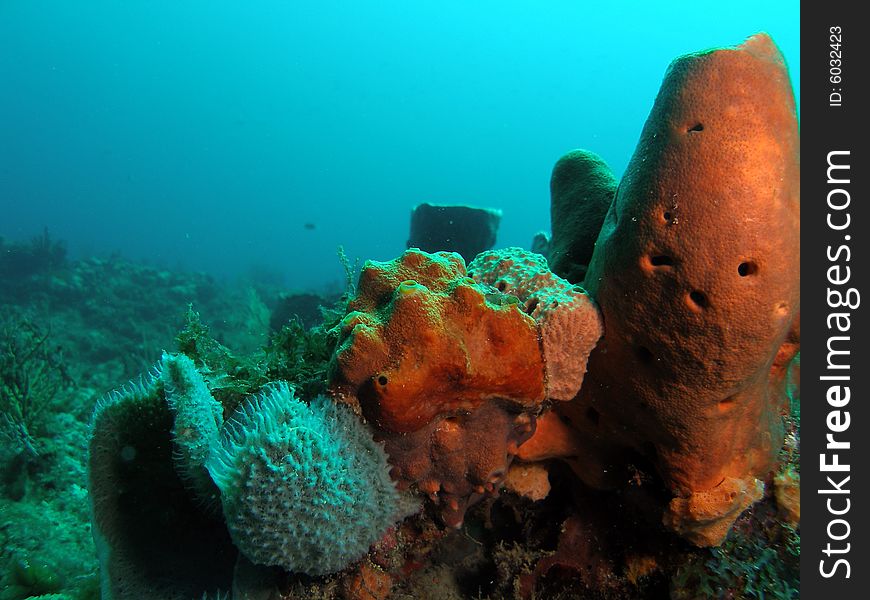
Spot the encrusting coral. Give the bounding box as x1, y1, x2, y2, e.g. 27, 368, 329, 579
530, 32, 800, 546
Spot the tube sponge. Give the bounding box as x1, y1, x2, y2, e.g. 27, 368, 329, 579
206, 383, 401, 576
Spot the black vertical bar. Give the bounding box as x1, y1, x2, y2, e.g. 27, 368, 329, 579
801, 1, 868, 596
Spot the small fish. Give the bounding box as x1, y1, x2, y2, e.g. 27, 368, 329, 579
303, 222, 316, 231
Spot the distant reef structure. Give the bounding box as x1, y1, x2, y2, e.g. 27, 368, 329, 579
407, 202, 502, 262
84, 33, 800, 600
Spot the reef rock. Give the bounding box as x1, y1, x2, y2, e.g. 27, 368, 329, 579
552, 33, 800, 545
407, 203, 502, 262
547, 150, 618, 283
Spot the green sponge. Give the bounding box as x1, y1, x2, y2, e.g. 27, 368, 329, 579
206, 382, 401, 576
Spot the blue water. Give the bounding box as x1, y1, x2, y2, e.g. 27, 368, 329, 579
0, 0, 799, 290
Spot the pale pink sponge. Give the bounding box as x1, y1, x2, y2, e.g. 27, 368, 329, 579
467, 247, 602, 401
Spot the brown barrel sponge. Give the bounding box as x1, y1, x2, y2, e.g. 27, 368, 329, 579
575, 33, 800, 545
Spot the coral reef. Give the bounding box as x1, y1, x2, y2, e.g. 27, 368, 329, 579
1, 313, 73, 477
0, 247, 328, 600
407, 203, 502, 262
0, 496, 100, 600
207, 383, 402, 576
2, 31, 801, 600
670, 500, 800, 600
0, 248, 269, 384
547, 150, 618, 283
269, 292, 333, 332
0, 228, 68, 295
263, 309, 344, 400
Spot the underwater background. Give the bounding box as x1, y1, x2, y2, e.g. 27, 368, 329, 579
1, 0, 798, 289
0, 2, 800, 600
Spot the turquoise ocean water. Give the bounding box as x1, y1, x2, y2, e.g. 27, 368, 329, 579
0, 0, 798, 289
